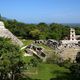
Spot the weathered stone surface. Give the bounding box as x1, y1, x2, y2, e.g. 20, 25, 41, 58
46, 39, 59, 49
0, 21, 23, 47
35, 40, 46, 44
25, 44, 47, 61
0, 21, 5, 29
59, 47, 80, 61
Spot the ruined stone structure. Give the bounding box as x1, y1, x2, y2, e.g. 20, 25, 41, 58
60, 28, 79, 45
0, 21, 23, 47
70, 28, 76, 40
58, 28, 80, 61
46, 39, 59, 49
25, 44, 47, 61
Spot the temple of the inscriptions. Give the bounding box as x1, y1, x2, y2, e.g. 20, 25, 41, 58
0, 21, 23, 47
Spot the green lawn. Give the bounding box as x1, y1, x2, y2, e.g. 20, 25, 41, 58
21, 39, 34, 46
22, 56, 34, 63
37, 44, 55, 55
23, 57, 70, 80
37, 44, 53, 51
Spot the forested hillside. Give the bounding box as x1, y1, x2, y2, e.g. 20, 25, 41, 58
0, 15, 80, 40
0, 15, 70, 40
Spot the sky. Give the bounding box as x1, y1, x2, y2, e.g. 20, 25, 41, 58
0, 0, 80, 23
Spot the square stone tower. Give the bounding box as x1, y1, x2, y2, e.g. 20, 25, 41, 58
70, 28, 76, 41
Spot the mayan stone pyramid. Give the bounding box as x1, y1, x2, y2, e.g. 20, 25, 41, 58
0, 21, 23, 47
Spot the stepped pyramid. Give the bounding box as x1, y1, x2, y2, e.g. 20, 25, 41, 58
0, 21, 23, 47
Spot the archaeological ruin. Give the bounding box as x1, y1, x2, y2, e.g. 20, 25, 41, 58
0, 21, 23, 47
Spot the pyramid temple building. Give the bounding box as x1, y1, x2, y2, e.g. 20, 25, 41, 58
0, 21, 23, 47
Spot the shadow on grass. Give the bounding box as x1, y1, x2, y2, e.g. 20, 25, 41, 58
50, 70, 80, 80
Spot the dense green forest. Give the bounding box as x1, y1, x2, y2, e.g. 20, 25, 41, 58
0, 15, 70, 40
0, 15, 80, 40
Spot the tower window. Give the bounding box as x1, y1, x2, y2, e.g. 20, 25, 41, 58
72, 38, 74, 40
72, 35, 74, 37
72, 31, 74, 33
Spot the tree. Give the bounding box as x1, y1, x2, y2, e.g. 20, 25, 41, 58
0, 37, 24, 80
0, 14, 2, 20
37, 22, 48, 32
76, 52, 80, 63
67, 52, 80, 80
69, 63, 80, 80
29, 29, 40, 39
